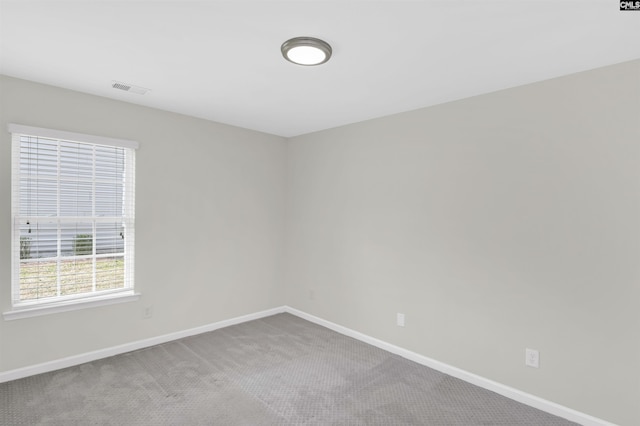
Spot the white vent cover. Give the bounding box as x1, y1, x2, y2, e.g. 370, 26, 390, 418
111, 80, 149, 95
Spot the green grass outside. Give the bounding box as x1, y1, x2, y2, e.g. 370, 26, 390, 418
20, 257, 125, 301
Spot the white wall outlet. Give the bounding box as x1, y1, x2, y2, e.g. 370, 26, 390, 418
143, 305, 153, 319
309, 289, 315, 300
397, 313, 405, 327
525, 348, 539, 368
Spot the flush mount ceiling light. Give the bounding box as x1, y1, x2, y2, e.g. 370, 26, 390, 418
281, 37, 332, 66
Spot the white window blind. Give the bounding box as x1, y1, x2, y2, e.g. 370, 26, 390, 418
10, 124, 137, 308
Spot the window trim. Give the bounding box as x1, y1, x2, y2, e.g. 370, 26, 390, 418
5, 124, 139, 320
7, 124, 139, 150
3, 292, 141, 321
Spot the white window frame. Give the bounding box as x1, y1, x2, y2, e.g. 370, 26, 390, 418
4, 124, 140, 320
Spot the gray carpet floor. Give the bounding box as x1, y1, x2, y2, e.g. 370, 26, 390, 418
0, 313, 578, 425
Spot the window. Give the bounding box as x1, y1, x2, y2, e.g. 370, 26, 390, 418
7, 124, 138, 319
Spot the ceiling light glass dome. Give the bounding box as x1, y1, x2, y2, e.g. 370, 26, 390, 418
281, 37, 332, 66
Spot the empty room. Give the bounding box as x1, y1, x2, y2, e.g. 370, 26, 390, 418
1, 1, 639, 425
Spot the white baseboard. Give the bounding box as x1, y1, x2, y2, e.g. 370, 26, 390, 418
0, 304, 616, 426
283, 306, 617, 426
0, 306, 285, 384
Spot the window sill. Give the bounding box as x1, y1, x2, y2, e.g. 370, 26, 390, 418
3, 292, 140, 321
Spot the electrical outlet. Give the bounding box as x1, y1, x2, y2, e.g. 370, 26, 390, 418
143, 306, 153, 319
397, 313, 405, 327
525, 348, 539, 368
309, 289, 315, 300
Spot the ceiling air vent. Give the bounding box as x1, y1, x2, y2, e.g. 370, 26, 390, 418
111, 80, 149, 95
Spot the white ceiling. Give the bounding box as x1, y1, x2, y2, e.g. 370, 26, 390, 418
1, 1, 639, 137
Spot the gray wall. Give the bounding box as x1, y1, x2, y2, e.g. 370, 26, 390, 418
0, 75, 287, 371
284, 59, 640, 425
